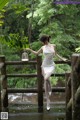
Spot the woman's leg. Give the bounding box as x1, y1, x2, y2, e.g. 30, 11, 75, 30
44, 79, 50, 110
42, 68, 51, 110
47, 78, 52, 95
44, 73, 52, 95
44, 73, 52, 110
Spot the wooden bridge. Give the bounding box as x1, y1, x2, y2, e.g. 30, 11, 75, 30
0, 54, 80, 120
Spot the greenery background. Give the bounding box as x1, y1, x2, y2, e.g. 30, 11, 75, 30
0, 0, 80, 88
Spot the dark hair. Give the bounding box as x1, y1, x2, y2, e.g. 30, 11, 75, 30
40, 35, 51, 43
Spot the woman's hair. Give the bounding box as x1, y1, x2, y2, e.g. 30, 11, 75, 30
40, 35, 51, 43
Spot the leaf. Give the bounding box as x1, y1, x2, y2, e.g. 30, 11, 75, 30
75, 47, 80, 53
0, 0, 10, 10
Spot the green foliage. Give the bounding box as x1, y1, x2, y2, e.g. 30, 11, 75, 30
0, 0, 80, 88
5, 33, 29, 50
0, 0, 10, 10
75, 47, 80, 53
0, 0, 10, 26
30, 2, 80, 59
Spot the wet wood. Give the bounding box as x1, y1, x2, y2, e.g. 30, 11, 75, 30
0, 77, 1, 112
0, 55, 72, 115
6, 61, 37, 65
67, 98, 72, 110
0, 56, 8, 110
71, 54, 80, 120
8, 87, 65, 93
65, 72, 72, 120
5, 60, 71, 65
37, 56, 43, 112
7, 73, 66, 77
75, 86, 80, 103
7, 74, 37, 77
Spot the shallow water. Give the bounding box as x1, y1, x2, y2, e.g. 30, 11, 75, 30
8, 93, 65, 120
8, 102, 65, 120
9, 112, 65, 120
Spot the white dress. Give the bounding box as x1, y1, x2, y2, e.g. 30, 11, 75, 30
41, 44, 55, 79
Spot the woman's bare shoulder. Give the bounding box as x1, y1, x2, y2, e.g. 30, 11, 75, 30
41, 46, 44, 50
51, 44, 56, 47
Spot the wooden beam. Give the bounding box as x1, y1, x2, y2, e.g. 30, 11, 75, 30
8, 87, 65, 93
7, 74, 37, 78
6, 73, 65, 78
5, 60, 71, 65
5, 61, 37, 65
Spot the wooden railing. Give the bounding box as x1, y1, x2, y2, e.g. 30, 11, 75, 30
66, 54, 80, 120
0, 55, 70, 113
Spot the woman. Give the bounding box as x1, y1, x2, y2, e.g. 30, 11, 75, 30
26, 35, 67, 111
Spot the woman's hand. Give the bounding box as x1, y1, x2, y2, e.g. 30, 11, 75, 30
25, 48, 30, 51
24, 47, 42, 55
62, 58, 68, 62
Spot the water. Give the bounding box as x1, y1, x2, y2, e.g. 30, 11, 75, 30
9, 112, 65, 120
8, 102, 65, 120
8, 93, 66, 120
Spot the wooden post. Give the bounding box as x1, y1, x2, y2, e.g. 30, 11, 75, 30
65, 72, 72, 120
0, 56, 8, 111
0, 68, 1, 112
74, 54, 80, 120
37, 55, 43, 112
71, 54, 80, 120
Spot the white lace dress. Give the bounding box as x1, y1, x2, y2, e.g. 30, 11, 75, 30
41, 44, 55, 79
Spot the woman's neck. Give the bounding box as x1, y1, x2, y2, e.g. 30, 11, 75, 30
44, 41, 49, 45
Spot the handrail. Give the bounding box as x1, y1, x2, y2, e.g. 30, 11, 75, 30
6, 73, 66, 77
5, 61, 37, 65
5, 60, 71, 65
8, 87, 65, 93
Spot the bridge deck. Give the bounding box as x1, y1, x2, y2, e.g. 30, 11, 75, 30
8, 102, 66, 120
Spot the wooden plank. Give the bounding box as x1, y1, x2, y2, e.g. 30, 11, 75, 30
8, 88, 38, 93
7, 74, 37, 77
5, 60, 71, 65
6, 73, 65, 78
6, 61, 37, 65
8, 87, 65, 93
52, 87, 65, 92
55, 60, 71, 65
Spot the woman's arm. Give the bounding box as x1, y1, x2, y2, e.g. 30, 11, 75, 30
56, 54, 67, 61
25, 47, 43, 55
54, 45, 67, 61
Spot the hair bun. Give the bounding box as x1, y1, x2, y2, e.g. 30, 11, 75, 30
48, 35, 51, 39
